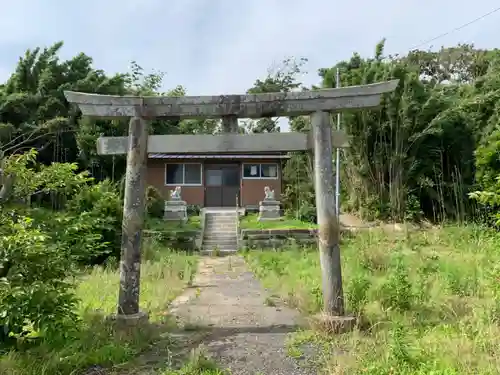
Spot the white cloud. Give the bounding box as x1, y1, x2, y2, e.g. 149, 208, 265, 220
0, 0, 499, 131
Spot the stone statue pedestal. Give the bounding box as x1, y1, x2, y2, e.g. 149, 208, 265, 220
164, 199, 188, 223
258, 199, 281, 221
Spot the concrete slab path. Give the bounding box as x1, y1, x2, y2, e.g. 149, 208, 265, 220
169, 255, 317, 375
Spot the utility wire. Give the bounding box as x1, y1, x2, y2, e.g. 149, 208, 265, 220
407, 6, 500, 52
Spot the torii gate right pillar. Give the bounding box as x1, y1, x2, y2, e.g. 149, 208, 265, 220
312, 111, 345, 317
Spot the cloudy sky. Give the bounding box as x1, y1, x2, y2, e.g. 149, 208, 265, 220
0, 0, 499, 129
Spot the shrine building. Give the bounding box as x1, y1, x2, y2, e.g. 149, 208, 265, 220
147, 151, 285, 208
97, 132, 330, 208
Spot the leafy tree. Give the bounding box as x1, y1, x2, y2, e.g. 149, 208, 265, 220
0, 42, 130, 168
245, 57, 308, 133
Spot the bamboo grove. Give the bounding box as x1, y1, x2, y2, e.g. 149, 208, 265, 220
0, 40, 498, 225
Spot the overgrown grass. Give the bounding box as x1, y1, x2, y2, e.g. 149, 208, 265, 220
77, 241, 197, 321
161, 350, 228, 375
146, 216, 202, 232
240, 213, 317, 230
0, 241, 198, 375
244, 225, 500, 374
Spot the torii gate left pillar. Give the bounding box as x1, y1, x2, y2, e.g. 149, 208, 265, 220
116, 115, 149, 320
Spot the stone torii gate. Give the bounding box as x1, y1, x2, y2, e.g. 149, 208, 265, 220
64, 79, 398, 326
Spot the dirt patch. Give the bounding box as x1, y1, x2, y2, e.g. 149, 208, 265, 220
340, 212, 432, 233
339, 213, 374, 228
169, 256, 318, 374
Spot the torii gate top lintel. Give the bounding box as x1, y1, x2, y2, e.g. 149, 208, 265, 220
64, 79, 399, 119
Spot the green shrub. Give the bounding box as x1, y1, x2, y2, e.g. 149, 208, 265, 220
0, 214, 79, 343
0, 155, 125, 344
65, 180, 123, 262
187, 204, 201, 216
469, 126, 500, 226
146, 185, 165, 219
378, 254, 414, 312
296, 202, 316, 223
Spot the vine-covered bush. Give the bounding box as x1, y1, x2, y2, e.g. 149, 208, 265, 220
65, 180, 123, 262
0, 213, 79, 342
0, 151, 125, 344
187, 204, 201, 216
470, 126, 500, 226
146, 185, 164, 219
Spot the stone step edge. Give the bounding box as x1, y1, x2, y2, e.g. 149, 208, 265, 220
204, 238, 237, 241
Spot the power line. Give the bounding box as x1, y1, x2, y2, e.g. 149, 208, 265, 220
407, 6, 500, 51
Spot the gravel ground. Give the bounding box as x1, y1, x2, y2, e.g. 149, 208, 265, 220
169, 255, 318, 375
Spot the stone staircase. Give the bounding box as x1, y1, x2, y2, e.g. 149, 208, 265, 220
201, 210, 238, 255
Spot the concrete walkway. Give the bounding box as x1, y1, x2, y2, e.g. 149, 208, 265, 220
169, 256, 317, 375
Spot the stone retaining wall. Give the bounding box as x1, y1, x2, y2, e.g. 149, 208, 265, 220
239, 227, 358, 249
239, 229, 318, 249
143, 229, 201, 251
